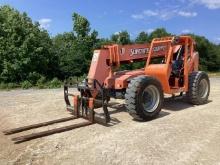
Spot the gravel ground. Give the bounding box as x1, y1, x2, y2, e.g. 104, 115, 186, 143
0, 78, 220, 165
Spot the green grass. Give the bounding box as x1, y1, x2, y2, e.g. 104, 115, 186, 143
0, 82, 20, 90
208, 72, 220, 77
0, 76, 86, 90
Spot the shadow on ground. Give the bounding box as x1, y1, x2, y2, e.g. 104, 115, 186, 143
163, 98, 212, 111
105, 97, 212, 122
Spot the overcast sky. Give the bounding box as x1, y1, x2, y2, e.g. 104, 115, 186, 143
1, 0, 220, 43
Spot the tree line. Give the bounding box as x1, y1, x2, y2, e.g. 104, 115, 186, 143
0, 5, 220, 87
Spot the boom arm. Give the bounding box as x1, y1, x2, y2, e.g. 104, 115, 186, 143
88, 43, 168, 87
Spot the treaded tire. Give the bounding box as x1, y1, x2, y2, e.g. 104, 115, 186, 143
125, 76, 164, 121
187, 71, 210, 105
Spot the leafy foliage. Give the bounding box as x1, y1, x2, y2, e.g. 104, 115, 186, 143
21, 80, 32, 89
47, 78, 62, 88
147, 28, 171, 41
135, 31, 149, 43
111, 31, 131, 45
36, 75, 47, 89
190, 34, 220, 71
0, 6, 57, 83
52, 13, 98, 79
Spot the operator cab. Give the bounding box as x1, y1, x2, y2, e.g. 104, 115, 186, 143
172, 45, 184, 77
169, 45, 185, 88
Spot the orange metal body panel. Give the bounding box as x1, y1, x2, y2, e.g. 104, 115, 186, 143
73, 95, 79, 117
88, 49, 110, 86
145, 64, 172, 93
104, 69, 145, 89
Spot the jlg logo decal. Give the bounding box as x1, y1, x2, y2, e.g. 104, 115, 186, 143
152, 45, 166, 52
130, 45, 166, 56
131, 48, 148, 55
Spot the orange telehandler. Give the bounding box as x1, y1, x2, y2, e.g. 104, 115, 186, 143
4, 36, 210, 143
64, 35, 210, 122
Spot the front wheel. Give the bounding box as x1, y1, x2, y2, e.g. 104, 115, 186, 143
125, 76, 164, 121
187, 71, 210, 105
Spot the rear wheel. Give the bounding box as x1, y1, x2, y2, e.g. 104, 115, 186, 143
187, 71, 210, 105
125, 76, 164, 121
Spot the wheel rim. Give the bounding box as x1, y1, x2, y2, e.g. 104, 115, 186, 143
198, 79, 209, 99
142, 85, 160, 113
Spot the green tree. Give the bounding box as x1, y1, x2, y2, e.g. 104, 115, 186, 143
94, 38, 113, 49
190, 34, 220, 71
0, 5, 56, 83
52, 32, 75, 79
135, 31, 149, 43
72, 13, 98, 76
53, 12, 99, 79
111, 31, 131, 45
73, 13, 90, 38
148, 28, 171, 42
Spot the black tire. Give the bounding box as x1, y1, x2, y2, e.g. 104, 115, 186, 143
187, 71, 210, 105
125, 76, 164, 121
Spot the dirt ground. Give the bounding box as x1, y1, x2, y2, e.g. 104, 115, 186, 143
0, 78, 220, 165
